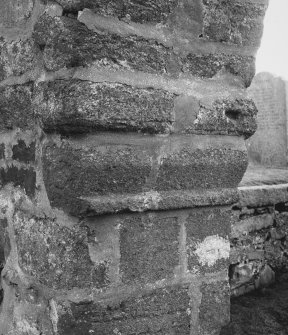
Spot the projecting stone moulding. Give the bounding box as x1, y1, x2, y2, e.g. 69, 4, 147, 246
0, 0, 268, 334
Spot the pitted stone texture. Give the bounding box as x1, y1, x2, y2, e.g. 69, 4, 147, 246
42, 136, 152, 214
0, 0, 34, 29
200, 280, 230, 334
174, 97, 258, 138
57, 285, 191, 335
55, 0, 178, 24
79, 188, 239, 216
0, 84, 33, 130
238, 184, 288, 208
202, 0, 267, 46
33, 15, 256, 83
186, 207, 231, 274
119, 213, 179, 284
14, 212, 108, 290
35, 80, 257, 136
33, 15, 176, 73
156, 146, 247, 191
182, 53, 255, 87
42, 135, 248, 214
35, 80, 176, 134
0, 38, 39, 81
193, 98, 258, 139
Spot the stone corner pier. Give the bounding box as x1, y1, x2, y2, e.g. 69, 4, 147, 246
0, 0, 268, 334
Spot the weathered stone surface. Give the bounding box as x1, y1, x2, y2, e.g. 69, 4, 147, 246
0, 84, 33, 130
238, 184, 288, 208
0, 0, 34, 29
42, 134, 247, 214
0, 38, 39, 81
119, 213, 179, 284
79, 188, 239, 216
33, 15, 256, 83
200, 280, 230, 334
156, 146, 247, 191
0, 166, 36, 197
57, 284, 191, 335
176, 98, 258, 138
182, 54, 255, 87
55, 0, 178, 24
42, 136, 152, 213
231, 213, 274, 238
35, 81, 257, 136
12, 140, 35, 163
14, 211, 107, 290
35, 80, 176, 134
33, 15, 175, 73
186, 207, 231, 273
202, 0, 267, 46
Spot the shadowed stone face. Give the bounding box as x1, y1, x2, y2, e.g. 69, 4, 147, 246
0, 0, 268, 334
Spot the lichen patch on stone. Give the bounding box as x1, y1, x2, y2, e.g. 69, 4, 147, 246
194, 235, 230, 266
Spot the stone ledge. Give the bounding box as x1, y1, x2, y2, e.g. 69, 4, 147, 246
78, 8, 259, 57
237, 184, 288, 208
42, 133, 246, 214
78, 188, 238, 216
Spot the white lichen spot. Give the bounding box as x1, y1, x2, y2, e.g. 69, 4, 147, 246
194, 235, 229, 266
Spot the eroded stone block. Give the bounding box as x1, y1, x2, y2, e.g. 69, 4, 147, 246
14, 213, 107, 290
156, 146, 247, 191
35, 80, 176, 134
182, 54, 255, 87
0, 84, 34, 130
202, 0, 267, 46
42, 134, 247, 214
55, 0, 178, 24
0, 38, 39, 81
33, 15, 176, 73
119, 212, 179, 284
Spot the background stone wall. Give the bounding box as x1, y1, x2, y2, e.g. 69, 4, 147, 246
0, 0, 268, 334
231, 184, 288, 296
247, 72, 288, 167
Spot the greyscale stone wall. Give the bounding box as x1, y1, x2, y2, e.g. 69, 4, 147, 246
247, 72, 288, 167
0, 1, 268, 334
